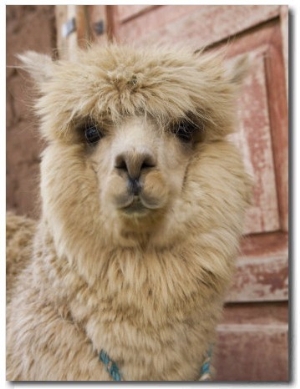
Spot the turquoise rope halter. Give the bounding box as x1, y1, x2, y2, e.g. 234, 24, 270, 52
99, 346, 213, 381
99, 349, 123, 381
199, 345, 213, 381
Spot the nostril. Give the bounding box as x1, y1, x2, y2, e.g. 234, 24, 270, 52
141, 155, 156, 169
115, 155, 127, 171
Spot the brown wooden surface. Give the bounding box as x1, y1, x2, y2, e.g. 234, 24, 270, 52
221, 19, 288, 234
264, 27, 289, 232
75, 5, 92, 49
86, 5, 109, 45
117, 5, 157, 22
216, 302, 289, 381
228, 24, 286, 236
55, 5, 68, 59
227, 232, 288, 302
55, 5, 79, 60
280, 6, 288, 92
117, 5, 281, 48
231, 52, 280, 235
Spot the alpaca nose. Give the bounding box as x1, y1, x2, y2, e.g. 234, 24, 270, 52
115, 151, 156, 179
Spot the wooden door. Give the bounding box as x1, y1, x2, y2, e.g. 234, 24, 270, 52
56, 5, 289, 381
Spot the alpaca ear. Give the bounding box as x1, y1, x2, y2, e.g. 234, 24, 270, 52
17, 51, 54, 84
226, 55, 249, 86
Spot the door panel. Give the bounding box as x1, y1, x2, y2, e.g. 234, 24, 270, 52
215, 302, 288, 381
117, 5, 281, 48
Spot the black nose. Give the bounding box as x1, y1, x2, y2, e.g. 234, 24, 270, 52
115, 151, 156, 179
128, 178, 141, 196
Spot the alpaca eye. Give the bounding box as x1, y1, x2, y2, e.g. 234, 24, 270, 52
175, 121, 196, 143
85, 124, 102, 144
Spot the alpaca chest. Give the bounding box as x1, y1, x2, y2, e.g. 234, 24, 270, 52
80, 295, 212, 381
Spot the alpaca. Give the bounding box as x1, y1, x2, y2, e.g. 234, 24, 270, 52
6, 44, 251, 381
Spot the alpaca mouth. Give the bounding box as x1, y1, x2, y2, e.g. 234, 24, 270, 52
117, 194, 162, 216
113, 174, 167, 216
123, 197, 149, 215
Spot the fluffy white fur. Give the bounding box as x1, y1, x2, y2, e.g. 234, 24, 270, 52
6, 44, 251, 381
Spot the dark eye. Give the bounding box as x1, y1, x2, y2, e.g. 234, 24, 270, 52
174, 120, 196, 143
84, 124, 102, 144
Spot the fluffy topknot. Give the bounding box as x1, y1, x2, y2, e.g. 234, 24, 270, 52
18, 44, 248, 142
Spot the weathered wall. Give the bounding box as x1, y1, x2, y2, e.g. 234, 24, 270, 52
6, 5, 56, 218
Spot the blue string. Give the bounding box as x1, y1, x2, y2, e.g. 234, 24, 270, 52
100, 346, 212, 381
200, 345, 213, 378
99, 349, 122, 381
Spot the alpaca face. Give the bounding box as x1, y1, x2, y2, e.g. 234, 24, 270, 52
40, 112, 201, 248
19, 45, 249, 252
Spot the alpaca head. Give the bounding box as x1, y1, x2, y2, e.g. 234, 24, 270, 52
19, 45, 249, 269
